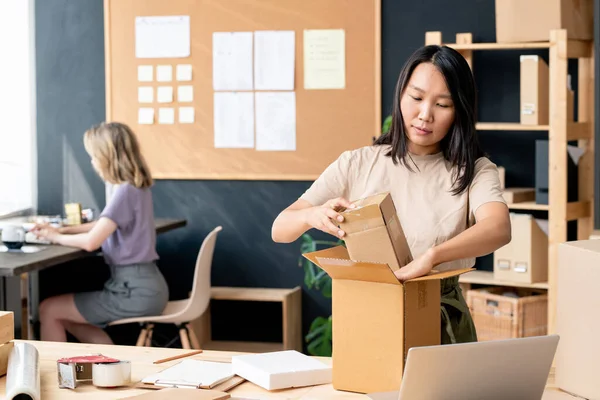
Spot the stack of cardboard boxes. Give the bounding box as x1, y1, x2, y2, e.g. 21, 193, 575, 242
0, 311, 14, 377
304, 193, 473, 393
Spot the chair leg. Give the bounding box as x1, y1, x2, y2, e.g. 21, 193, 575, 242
136, 325, 149, 347
186, 323, 201, 350
145, 324, 154, 347
179, 325, 191, 349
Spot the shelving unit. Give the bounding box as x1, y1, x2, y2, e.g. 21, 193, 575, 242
425, 30, 595, 334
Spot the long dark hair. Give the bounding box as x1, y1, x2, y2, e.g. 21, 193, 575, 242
375, 45, 483, 195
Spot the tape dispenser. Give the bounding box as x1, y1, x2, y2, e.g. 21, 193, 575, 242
57, 354, 131, 389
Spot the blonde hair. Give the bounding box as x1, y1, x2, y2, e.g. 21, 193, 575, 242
83, 122, 153, 188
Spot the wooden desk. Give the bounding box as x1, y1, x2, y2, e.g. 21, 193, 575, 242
0, 218, 186, 339
0, 340, 568, 400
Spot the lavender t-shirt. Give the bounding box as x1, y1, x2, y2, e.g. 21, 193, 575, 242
99, 183, 159, 266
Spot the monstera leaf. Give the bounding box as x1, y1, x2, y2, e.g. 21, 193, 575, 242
305, 316, 333, 357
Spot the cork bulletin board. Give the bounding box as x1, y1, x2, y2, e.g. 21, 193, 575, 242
104, 0, 381, 180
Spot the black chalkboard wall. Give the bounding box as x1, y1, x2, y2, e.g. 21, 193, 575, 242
35, 0, 599, 347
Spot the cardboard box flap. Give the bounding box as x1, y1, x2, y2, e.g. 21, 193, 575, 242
303, 245, 400, 285
408, 267, 475, 282
314, 257, 400, 285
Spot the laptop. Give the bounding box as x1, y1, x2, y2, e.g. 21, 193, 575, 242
368, 335, 560, 400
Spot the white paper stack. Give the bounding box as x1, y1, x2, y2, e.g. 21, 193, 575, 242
231, 350, 332, 391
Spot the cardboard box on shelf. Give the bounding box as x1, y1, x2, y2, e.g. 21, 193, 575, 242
556, 240, 600, 400
338, 192, 412, 271
502, 188, 536, 204
0, 311, 14, 377
520, 55, 549, 125
495, 0, 594, 43
493, 213, 548, 284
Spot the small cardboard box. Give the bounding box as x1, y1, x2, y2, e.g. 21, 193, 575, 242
502, 188, 536, 203
556, 240, 600, 400
520, 56, 549, 125
494, 214, 548, 284
338, 192, 412, 271
495, 0, 594, 43
303, 246, 472, 393
0, 312, 14, 345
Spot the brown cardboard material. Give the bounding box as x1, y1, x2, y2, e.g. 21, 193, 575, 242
556, 240, 600, 399
0, 312, 14, 345
303, 246, 473, 394
494, 214, 548, 283
0, 341, 13, 377
495, 0, 594, 43
520, 56, 549, 125
339, 193, 412, 271
502, 188, 536, 203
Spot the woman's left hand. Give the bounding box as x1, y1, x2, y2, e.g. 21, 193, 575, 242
34, 226, 60, 243
394, 248, 436, 282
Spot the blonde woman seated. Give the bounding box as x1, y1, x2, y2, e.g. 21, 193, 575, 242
33, 122, 169, 344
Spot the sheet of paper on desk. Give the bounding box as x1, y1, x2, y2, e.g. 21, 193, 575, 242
255, 91, 296, 151
254, 30, 295, 90
135, 16, 190, 59
212, 32, 253, 91
213, 92, 254, 148
142, 359, 234, 389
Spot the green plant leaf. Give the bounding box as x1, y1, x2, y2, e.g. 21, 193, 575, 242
382, 115, 392, 135
305, 315, 332, 357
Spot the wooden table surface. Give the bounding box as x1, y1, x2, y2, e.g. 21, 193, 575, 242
0, 218, 186, 276
0, 340, 571, 400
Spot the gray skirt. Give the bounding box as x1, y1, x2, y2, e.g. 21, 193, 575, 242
74, 262, 169, 328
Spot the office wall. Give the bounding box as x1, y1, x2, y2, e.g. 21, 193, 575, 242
35, 0, 597, 345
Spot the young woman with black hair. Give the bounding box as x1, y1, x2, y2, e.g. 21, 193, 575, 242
272, 45, 511, 343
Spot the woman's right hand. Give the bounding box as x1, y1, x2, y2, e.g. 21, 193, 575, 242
304, 197, 355, 239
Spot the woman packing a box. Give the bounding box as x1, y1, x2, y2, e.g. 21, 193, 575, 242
32, 122, 169, 344
272, 45, 511, 343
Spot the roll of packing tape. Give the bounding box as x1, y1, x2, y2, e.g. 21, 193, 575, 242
92, 361, 131, 387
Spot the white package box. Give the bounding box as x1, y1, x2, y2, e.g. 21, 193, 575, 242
231, 350, 332, 391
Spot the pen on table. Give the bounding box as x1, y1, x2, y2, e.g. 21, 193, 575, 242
153, 349, 203, 364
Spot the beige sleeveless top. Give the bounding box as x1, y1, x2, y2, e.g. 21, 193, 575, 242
300, 145, 506, 271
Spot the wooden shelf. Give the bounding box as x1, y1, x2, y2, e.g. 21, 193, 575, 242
507, 201, 549, 211
460, 270, 549, 289
446, 42, 551, 50
476, 122, 549, 131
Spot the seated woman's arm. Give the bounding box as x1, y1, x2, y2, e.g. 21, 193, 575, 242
58, 221, 97, 234
35, 217, 117, 252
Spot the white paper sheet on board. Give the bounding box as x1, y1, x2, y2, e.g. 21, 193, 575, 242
177, 85, 194, 102
304, 29, 346, 89
156, 65, 173, 82
137, 65, 153, 82
135, 16, 190, 58
254, 30, 295, 90
138, 108, 154, 124
176, 64, 193, 81
179, 107, 195, 124
157, 86, 173, 103
138, 87, 154, 103
158, 108, 175, 124
255, 91, 296, 151
213, 92, 254, 148
212, 32, 253, 91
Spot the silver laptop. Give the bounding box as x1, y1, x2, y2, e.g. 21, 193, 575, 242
368, 335, 559, 400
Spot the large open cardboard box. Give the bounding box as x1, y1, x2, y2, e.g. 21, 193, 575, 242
304, 246, 472, 393
556, 240, 600, 399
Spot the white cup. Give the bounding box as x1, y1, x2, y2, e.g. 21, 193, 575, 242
2, 225, 26, 249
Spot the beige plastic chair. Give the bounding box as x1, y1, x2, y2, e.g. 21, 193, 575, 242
109, 226, 222, 349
